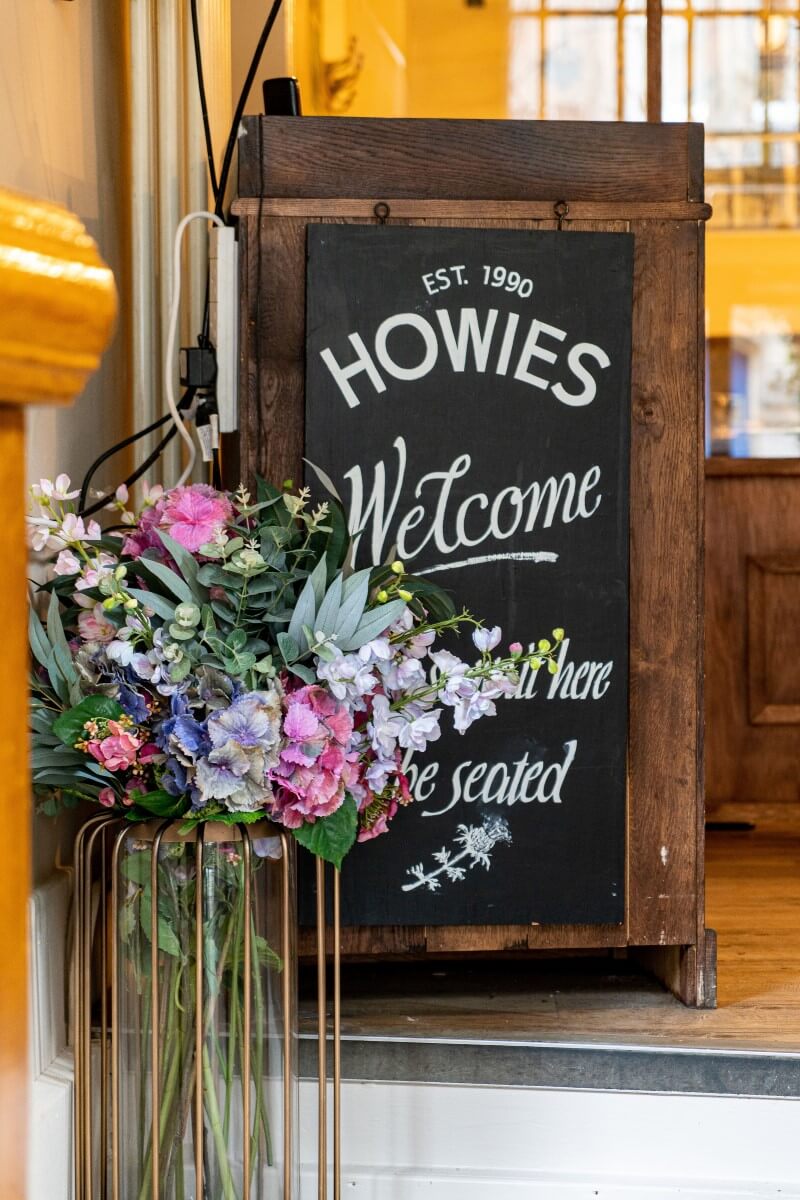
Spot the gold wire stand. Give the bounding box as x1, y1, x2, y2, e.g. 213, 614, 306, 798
73, 814, 337, 1199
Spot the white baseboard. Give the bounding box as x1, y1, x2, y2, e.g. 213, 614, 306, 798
298, 1080, 800, 1199
300, 1168, 799, 1198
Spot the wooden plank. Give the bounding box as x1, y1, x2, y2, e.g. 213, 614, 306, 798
233, 198, 712, 222
705, 475, 800, 806
238, 117, 704, 204
627, 219, 701, 948
706, 457, 800, 477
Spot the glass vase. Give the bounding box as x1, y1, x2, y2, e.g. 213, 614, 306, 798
85, 817, 298, 1200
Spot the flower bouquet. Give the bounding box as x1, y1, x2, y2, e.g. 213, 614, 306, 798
28, 474, 562, 1197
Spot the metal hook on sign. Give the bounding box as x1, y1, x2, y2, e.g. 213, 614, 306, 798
373, 201, 391, 225
554, 200, 570, 230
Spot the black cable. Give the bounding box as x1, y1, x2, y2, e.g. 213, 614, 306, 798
190, 0, 220, 203
214, 0, 285, 218
79, 424, 181, 520
78, 389, 196, 515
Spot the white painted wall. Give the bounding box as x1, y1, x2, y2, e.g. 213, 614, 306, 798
0, 0, 131, 886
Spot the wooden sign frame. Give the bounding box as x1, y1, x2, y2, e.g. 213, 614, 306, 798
231, 116, 714, 1007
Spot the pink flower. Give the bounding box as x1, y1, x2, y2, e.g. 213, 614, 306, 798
98, 787, 117, 808
160, 485, 233, 553
509, 642, 523, 655
122, 485, 232, 559
357, 796, 398, 842
54, 549, 81, 576
270, 685, 354, 827
121, 497, 167, 558
78, 603, 116, 643
122, 780, 148, 807
87, 729, 141, 771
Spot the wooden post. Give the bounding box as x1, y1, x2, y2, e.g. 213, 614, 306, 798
647, 0, 662, 122
0, 189, 116, 1198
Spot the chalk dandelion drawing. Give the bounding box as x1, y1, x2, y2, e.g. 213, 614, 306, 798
402, 814, 513, 893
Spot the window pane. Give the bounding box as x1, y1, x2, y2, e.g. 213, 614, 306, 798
508, 18, 541, 117
663, 16, 689, 122
544, 17, 618, 119
624, 15, 647, 120
692, 17, 763, 132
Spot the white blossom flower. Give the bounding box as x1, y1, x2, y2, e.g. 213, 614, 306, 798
472, 625, 502, 653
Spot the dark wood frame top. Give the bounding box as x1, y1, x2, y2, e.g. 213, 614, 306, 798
232, 116, 714, 1006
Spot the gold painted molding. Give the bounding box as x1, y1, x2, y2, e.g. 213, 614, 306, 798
0, 188, 117, 405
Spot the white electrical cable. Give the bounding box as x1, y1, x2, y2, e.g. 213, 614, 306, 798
165, 210, 225, 487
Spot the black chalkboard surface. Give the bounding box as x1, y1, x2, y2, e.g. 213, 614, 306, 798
304, 224, 632, 927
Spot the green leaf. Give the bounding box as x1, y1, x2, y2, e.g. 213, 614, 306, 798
286, 574, 318, 649
254, 935, 283, 973
52, 695, 125, 747
28, 606, 52, 672
338, 599, 406, 652
135, 790, 185, 818
277, 632, 299, 664
227, 628, 248, 652
211, 600, 235, 626
309, 555, 329, 609
323, 500, 350, 578
46, 591, 70, 658
288, 662, 315, 684
121, 848, 151, 884
156, 530, 209, 602
128, 588, 181, 622
292, 794, 358, 868
140, 893, 182, 957
333, 568, 371, 644
314, 574, 343, 639
135, 556, 195, 605
303, 457, 343, 503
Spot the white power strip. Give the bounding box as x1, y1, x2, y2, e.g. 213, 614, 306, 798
209, 225, 239, 434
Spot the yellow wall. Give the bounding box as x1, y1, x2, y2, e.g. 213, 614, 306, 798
706, 230, 800, 339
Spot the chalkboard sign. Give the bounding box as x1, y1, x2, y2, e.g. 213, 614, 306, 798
304, 224, 633, 927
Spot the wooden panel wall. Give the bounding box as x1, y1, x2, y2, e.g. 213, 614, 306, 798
233, 117, 712, 1004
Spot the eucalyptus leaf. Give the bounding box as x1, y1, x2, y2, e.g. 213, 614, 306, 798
288, 662, 315, 684
286, 574, 317, 649
135, 556, 195, 605
333, 568, 371, 644
309, 555, 329, 609
314, 575, 342, 639
277, 632, 299, 665
156, 530, 209, 602
303, 457, 343, 503
338, 599, 407, 652
128, 588, 181, 622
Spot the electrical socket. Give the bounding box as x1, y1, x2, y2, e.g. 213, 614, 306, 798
209, 226, 239, 433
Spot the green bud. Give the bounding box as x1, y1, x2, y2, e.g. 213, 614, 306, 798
531, 656, 543, 670
538, 638, 551, 653
102, 597, 118, 610
377, 589, 389, 604
552, 627, 565, 642
397, 588, 413, 602
547, 659, 559, 675
123, 597, 138, 611
390, 560, 405, 575
114, 564, 127, 580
